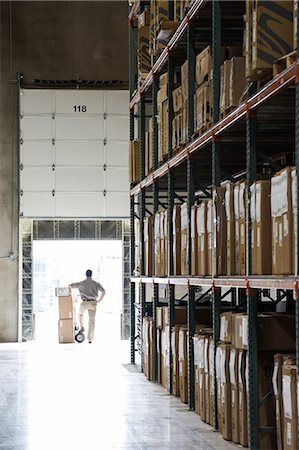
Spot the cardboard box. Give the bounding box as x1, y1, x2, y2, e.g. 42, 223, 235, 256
233, 313, 295, 351
219, 344, 232, 441
162, 306, 212, 329
206, 199, 213, 276
213, 187, 227, 276
252, 180, 272, 275
234, 182, 240, 274
157, 328, 162, 384
191, 205, 198, 275
291, 168, 297, 274
181, 60, 188, 102
179, 327, 188, 404
271, 167, 294, 275
156, 307, 164, 329
224, 181, 236, 275
154, 212, 161, 276
180, 203, 188, 275
220, 59, 231, 116
172, 86, 183, 113
219, 312, 234, 343
55, 286, 70, 297
245, 0, 253, 78
204, 338, 210, 423
272, 353, 294, 450
58, 295, 73, 320
193, 335, 201, 414
229, 57, 246, 109
198, 336, 206, 421
208, 339, 215, 427
172, 325, 181, 396
142, 317, 153, 380
251, 1, 293, 74
137, 26, 151, 79
58, 318, 74, 343
144, 216, 153, 276
239, 181, 246, 275
161, 326, 169, 390
238, 350, 248, 447
215, 345, 222, 433
282, 364, 298, 450
173, 205, 181, 275
129, 140, 140, 184
229, 348, 240, 444
194, 82, 211, 132
197, 201, 208, 276
159, 211, 165, 276
196, 46, 211, 86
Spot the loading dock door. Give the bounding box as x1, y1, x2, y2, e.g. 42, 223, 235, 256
19, 89, 129, 218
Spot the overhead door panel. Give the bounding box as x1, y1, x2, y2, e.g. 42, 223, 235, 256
21, 167, 53, 191
55, 142, 104, 166
105, 192, 129, 217
106, 141, 128, 167
20, 193, 54, 217
55, 116, 104, 140
55, 193, 104, 217
20, 142, 53, 166
20, 90, 52, 114
55, 167, 104, 192
55, 90, 105, 115
20, 88, 129, 219
106, 116, 129, 141
21, 116, 52, 140
106, 91, 129, 115
105, 167, 129, 192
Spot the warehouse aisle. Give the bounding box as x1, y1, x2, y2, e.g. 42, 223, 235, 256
0, 314, 237, 450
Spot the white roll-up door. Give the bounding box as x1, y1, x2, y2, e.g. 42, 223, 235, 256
19, 89, 129, 218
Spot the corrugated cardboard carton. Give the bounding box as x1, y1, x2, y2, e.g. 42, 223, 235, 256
129, 140, 140, 184
193, 335, 201, 414
219, 344, 232, 440
215, 345, 222, 433
198, 336, 206, 421
144, 216, 153, 276
224, 181, 235, 275
220, 59, 231, 116
282, 364, 298, 450
204, 338, 210, 423
234, 182, 240, 274
291, 168, 297, 274
157, 328, 162, 384
172, 86, 183, 113
194, 82, 211, 132
213, 187, 227, 275
294, 0, 298, 50
206, 199, 213, 275
252, 180, 272, 274
219, 312, 234, 343
138, 10, 150, 28
208, 339, 215, 427
197, 201, 208, 276
271, 167, 294, 274
172, 325, 180, 396
180, 203, 188, 275
135, 218, 141, 274
229, 348, 240, 444
191, 205, 198, 275
239, 181, 247, 275
58, 318, 74, 343
173, 205, 181, 275
137, 26, 151, 79
196, 46, 211, 86
142, 317, 153, 380
238, 350, 248, 447
159, 211, 165, 276
163, 210, 168, 276
55, 286, 70, 297
181, 60, 188, 103
154, 212, 161, 276
251, 1, 293, 74
179, 327, 188, 404
58, 295, 73, 320
229, 57, 246, 109
161, 326, 169, 390
156, 307, 164, 329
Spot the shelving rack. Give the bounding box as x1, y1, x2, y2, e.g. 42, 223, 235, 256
129, 1, 299, 449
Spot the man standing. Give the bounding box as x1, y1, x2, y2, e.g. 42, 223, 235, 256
69, 269, 105, 343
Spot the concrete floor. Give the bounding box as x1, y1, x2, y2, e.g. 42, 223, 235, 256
0, 313, 238, 450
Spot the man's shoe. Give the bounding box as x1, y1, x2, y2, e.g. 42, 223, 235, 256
88, 341, 92, 344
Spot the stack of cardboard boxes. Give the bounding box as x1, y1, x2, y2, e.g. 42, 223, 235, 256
129, 140, 140, 184
245, 0, 294, 80
137, 11, 151, 81
142, 316, 154, 381
57, 288, 74, 343
157, 74, 169, 163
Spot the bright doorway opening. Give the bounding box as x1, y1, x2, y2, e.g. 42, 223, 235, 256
32, 240, 123, 344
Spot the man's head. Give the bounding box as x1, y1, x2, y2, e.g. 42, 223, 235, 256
86, 269, 92, 278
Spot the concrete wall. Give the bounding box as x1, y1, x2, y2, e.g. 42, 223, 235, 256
0, 1, 128, 341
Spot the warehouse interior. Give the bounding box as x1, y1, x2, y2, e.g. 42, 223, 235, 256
1, 1, 299, 450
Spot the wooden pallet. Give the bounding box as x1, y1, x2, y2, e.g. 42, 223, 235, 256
273, 50, 297, 77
